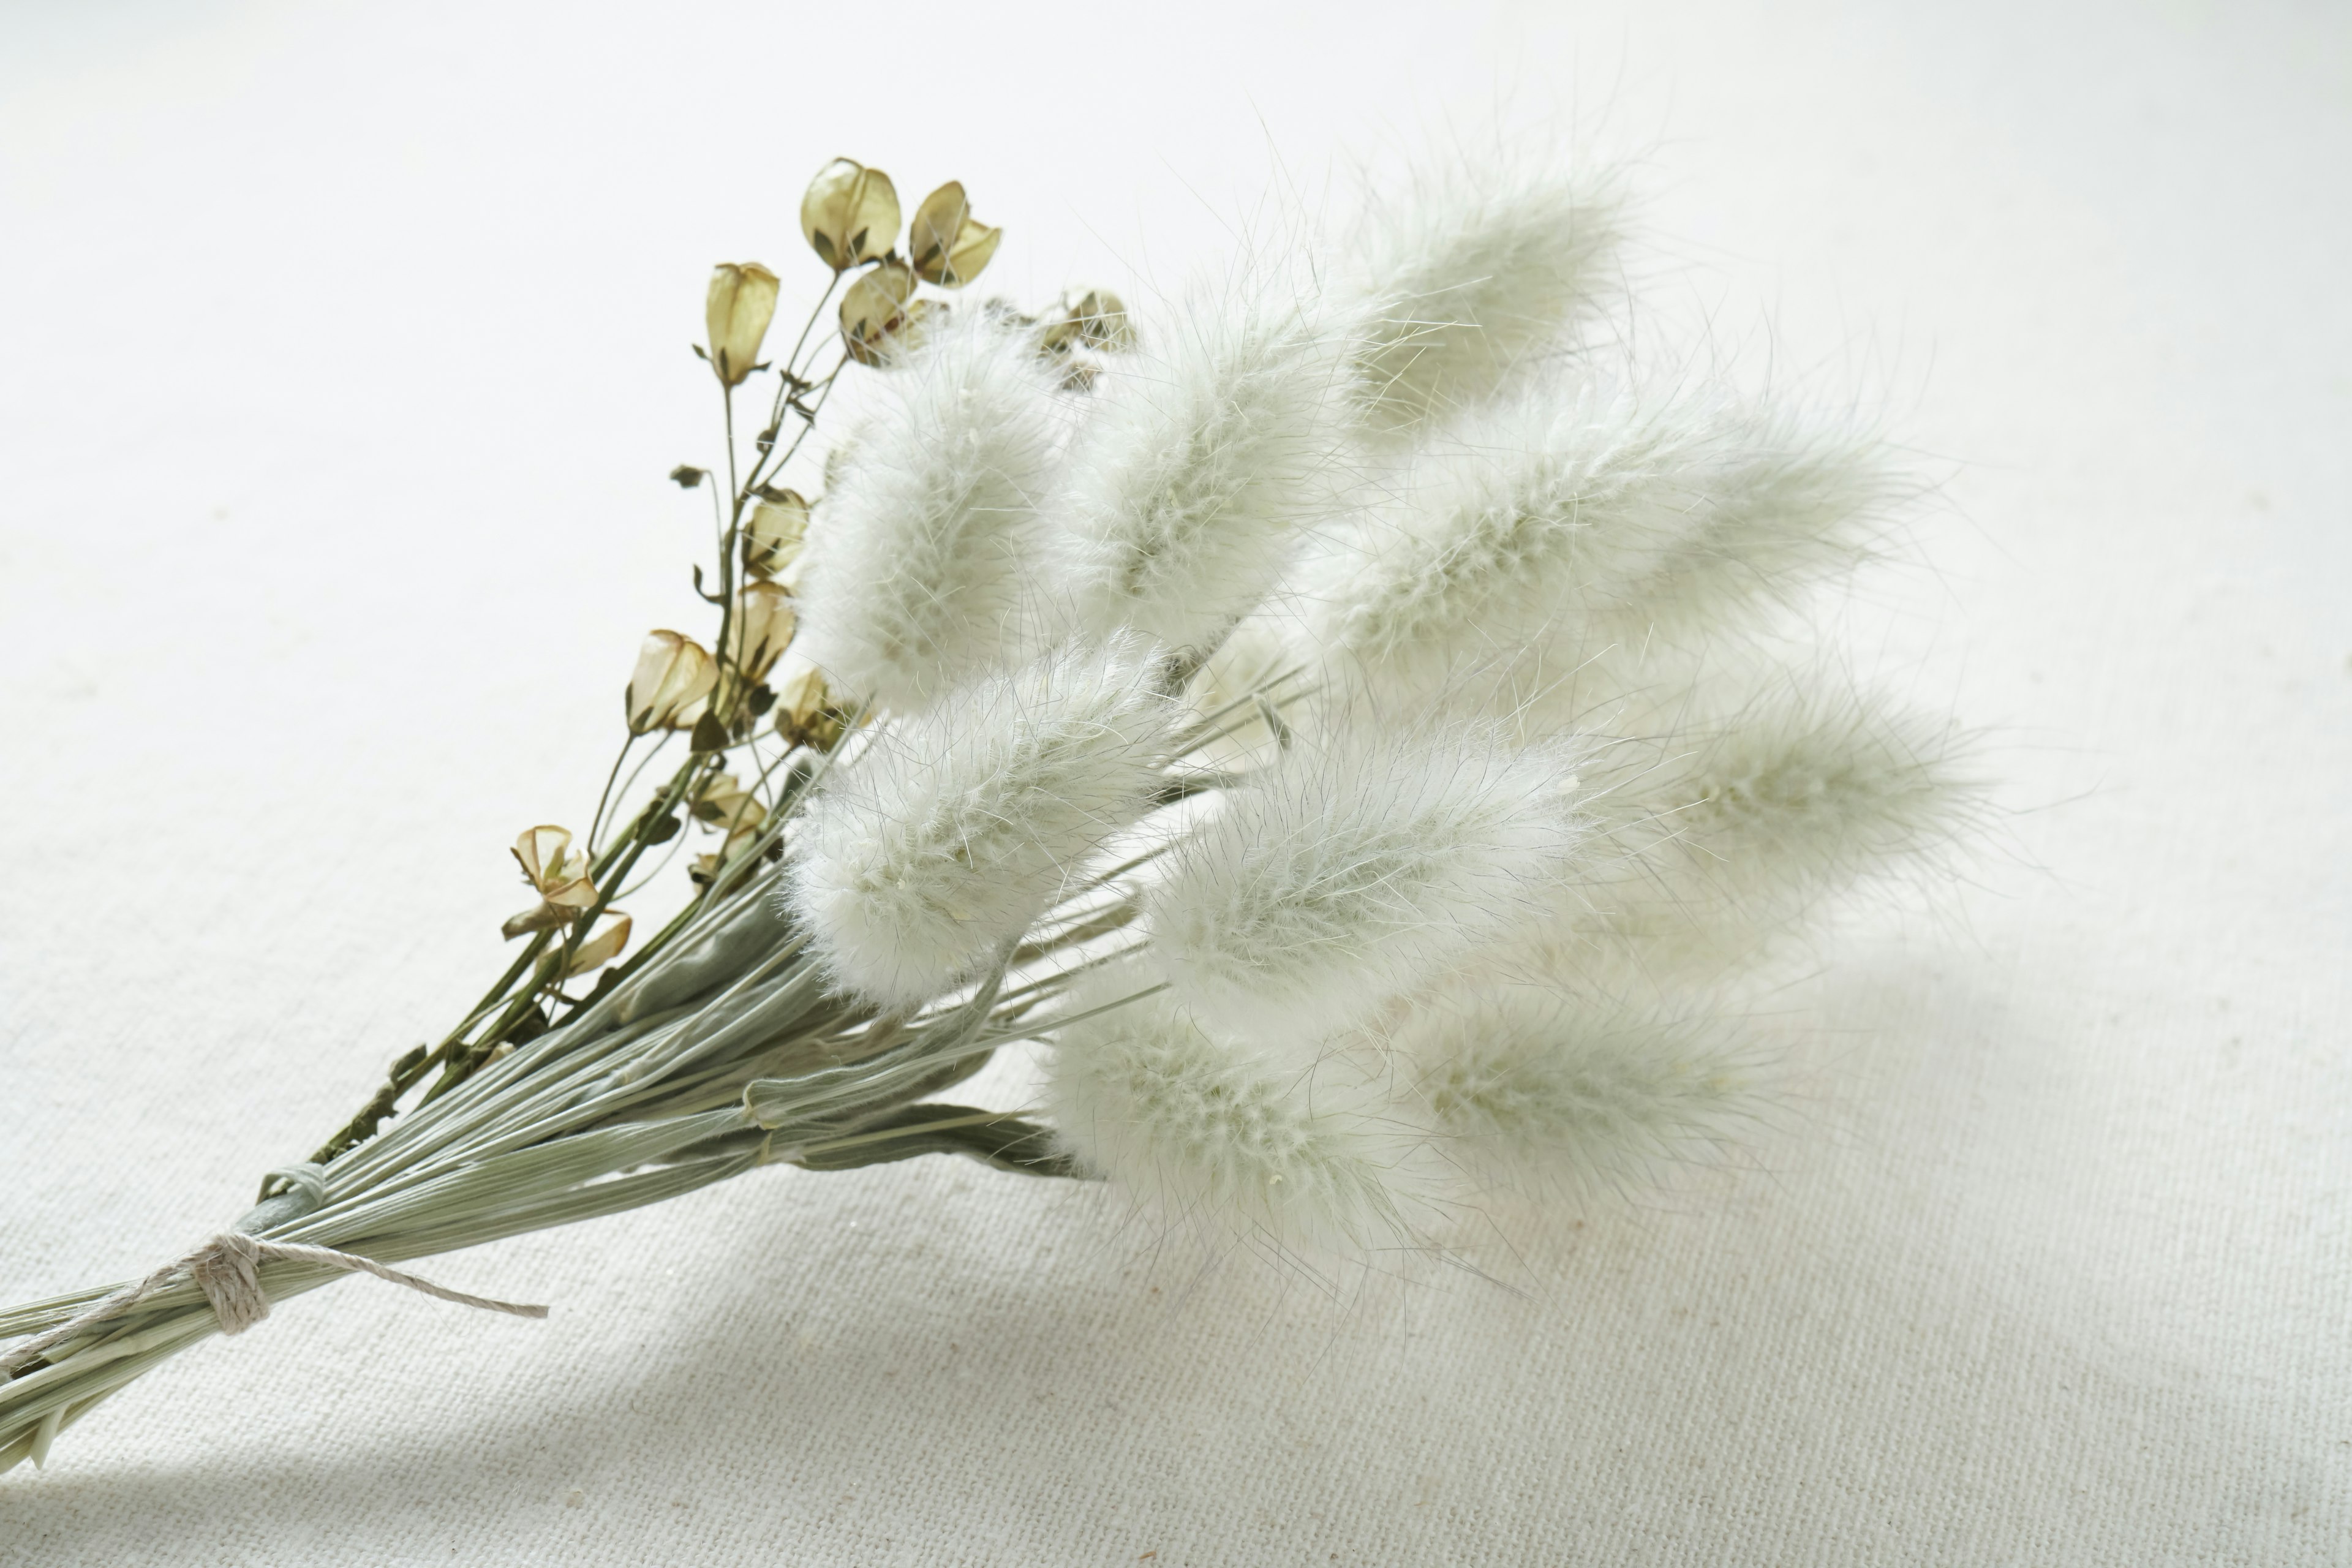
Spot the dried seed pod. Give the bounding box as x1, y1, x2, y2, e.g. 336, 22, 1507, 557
742, 491, 810, 578
801, 159, 900, 272
564, 911, 632, 976
908, 182, 1003, 288
704, 263, 780, 387
625, 631, 718, 733
839, 261, 918, 366
1041, 288, 1136, 354
731, 581, 796, 682
692, 772, 766, 835
773, 662, 846, 750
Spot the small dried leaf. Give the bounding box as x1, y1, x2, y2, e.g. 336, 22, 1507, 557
909, 183, 1003, 288
704, 263, 780, 386
565, 911, 632, 977
688, 709, 729, 753
742, 491, 810, 578
838, 261, 918, 366
639, 809, 683, 845
801, 159, 900, 273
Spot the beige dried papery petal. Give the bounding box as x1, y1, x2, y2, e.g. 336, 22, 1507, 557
742, 492, 810, 578
909, 183, 1002, 288
839, 261, 918, 367
705, 263, 780, 388
499, 900, 571, 940
565, 911, 631, 976
510, 825, 574, 892
541, 874, 600, 914
773, 661, 831, 728
692, 772, 766, 834
626, 631, 719, 733
731, 581, 796, 682
1070, 288, 1134, 350
801, 159, 900, 273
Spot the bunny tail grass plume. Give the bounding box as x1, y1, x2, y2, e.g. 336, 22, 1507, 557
1335, 151, 1627, 437
794, 309, 1061, 710
786, 636, 1174, 1007
1046, 283, 1336, 652
1149, 720, 1587, 1042
1048, 982, 1446, 1254
1400, 985, 1761, 1194
1559, 673, 1979, 976
1297, 386, 1897, 709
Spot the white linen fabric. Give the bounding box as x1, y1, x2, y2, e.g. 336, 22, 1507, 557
1, 1, 2344, 1563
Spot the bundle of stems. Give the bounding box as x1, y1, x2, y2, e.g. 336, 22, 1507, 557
2, 143, 1978, 1474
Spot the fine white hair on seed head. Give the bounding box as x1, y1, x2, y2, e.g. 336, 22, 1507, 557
1047, 976, 1452, 1256
785, 635, 1176, 1008
1330, 150, 1629, 437
1520, 665, 1980, 981
1145, 716, 1590, 1042
1042, 277, 1341, 657
793, 308, 1063, 712
1291, 382, 1899, 712
1395, 981, 1762, 1196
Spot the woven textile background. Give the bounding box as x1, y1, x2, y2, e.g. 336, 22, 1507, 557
2, 1, 2345, 1563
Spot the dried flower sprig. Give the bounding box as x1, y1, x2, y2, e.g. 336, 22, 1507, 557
2, 144, 1979, 1474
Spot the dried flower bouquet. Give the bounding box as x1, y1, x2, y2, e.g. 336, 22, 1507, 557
0, 149, 1973, 1473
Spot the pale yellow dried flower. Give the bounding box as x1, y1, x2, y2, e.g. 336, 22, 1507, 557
840, 261, 918, 366
564, 911, 631, 976
705, 263, 780, 387
501, 826, 599, 939
625, 631, 718, 734
742, 491, 811, 579
908, 182, 1003, 288
731, 581, 796, 682
801, 159, 900, 273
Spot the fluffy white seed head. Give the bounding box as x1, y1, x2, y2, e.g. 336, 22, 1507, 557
1333, 155, 1627, 436
1398, 984, 1759, 1194
793, 309, 1062, 711
1294, 385, 1895, 710
1147, 720, 1588, 1041
1044, 286, 1337, 652
785, 636, 1176, 1007
1047, 980, 1448, 1253
1531, 671, 1977, 979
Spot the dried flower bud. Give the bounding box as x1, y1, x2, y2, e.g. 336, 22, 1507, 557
801, 159, 900, 273
502, 825, 599, 939
742, 491, 810, 579
689, 829, 763, 888
839, 261, 918, 366
692, 772, 766, 835
705, 263, 780, 388
730, 581, 796, 682
565, 911, 632, 976
625, 631, 718, 734
773, 661, 846, 750
908, 182, 1003, 288
1041, 288, 1136, 354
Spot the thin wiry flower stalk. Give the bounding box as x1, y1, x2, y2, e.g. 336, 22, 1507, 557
1043, 283, 1338, 654
1147, 719, 1588, 1041
786, 636, 1177, 1008
793, 309, 1062, 710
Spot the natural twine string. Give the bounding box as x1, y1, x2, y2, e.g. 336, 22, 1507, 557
0, 1233, 546, 1380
